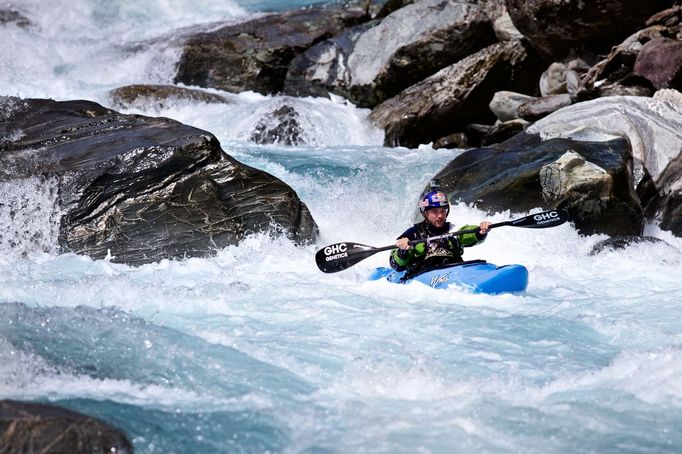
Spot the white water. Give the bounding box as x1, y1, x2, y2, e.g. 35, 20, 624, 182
2, 1, 682, 453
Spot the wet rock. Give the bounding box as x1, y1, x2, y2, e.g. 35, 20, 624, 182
432, 133, 643, 236
109, 84, 229, 110
505, 0, 673, 60
517, 93, 574, 122
526, 93, 682, 236
633, 37, 682, 90
0, 97, 318, 264
250, 105, 304, 146
641, 147, 682, 236
0, 8, 31, 28
589, 235, 666, 255
284, 0, 496, 108
0, 400, 132, 453
433, 132, 468, 150
174, 7, 367, 95
370, 40, 545, 148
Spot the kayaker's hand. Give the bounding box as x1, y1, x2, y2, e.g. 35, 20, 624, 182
396, 237, 411, 250
479, 221, 492, 235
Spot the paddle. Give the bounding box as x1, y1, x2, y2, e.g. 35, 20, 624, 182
315, 209, 570, 273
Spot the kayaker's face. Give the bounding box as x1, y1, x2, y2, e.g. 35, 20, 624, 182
424, 207, 447, 228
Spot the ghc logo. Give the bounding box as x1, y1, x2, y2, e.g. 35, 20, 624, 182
534, 211, 558, 221
324, 243, 347, 256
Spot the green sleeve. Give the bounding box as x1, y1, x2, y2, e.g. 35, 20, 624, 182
457, 224, 485, 247
390, 242, 426, 267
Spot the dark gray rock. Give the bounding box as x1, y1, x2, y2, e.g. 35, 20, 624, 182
250, 105, 304, 146
109, 84, 229, 110
0, 97, 318, 265
589, 235, 666, 255
505, 0, 674, 60
370, 40, 545, 148
0, 400, 132, 453
433, 132, 469, 150
284, 0, 496, 108
174, 7, 367, 95
430, 133, 643, 236
641, 148, 682, 236
464, 119, 527, 146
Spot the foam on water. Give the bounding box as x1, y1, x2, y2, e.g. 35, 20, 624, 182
2, 0, 682, 452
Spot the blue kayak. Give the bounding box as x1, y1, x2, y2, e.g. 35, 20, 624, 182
367, 260, 528, 294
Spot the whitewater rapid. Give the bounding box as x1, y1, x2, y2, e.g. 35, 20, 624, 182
2, 1, 682, 452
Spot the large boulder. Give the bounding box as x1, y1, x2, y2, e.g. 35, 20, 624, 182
0, 400, 132, 453
432, 134, 643, 236
525, 92, 682, 236
505, 0, 674, 60
174, 7, 367, 95
284, 0, 496, 108
370, 40, 545, 148
0, 97, 318, 264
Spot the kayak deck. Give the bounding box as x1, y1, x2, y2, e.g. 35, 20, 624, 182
368, 260, 528, 294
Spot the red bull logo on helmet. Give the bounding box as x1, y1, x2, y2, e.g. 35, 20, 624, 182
421, 191, 448, 209
431, 192, 447, 203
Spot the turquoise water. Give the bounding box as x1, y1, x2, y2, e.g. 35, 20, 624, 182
2, 1, 682, 452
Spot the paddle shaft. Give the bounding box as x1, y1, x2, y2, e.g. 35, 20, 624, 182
315, 209, 569, 273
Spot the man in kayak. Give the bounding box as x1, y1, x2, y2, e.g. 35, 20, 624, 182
390, 189, 491, 278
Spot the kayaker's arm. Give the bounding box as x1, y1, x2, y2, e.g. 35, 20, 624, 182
456, 221, 492, 247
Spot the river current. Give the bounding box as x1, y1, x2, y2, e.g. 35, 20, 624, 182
1, 1, 682, 452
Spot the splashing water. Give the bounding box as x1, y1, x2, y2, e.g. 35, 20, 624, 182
1, 1, 682, 453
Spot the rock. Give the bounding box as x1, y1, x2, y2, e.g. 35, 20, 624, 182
250, 105, 304, 146
505, 0, 673, 60
589, 235, 666, 255
641, 148, 682, 235
174, 7, 367, 95
526, 94, 682, 236
540, 150, 613, 201
577, 27, 663, 101
489, 90, 536, 121
433, 132, 468, 149
0, 97, 318, 264
0, 8, 31, 27
526, 95, 682, 187
464, 119, 527, 146
370, 40, 545, 148
517, 93, 574, 121
0, 400, 132, 453
431, 133, 643, 236
646, 5, 682, 27
539, 62, 569, 96
109, 84, 229, 110
284, 0, 496, 108
633, 37, 682, 90
493, 12, 524, 41
375, 0, 415, 19
596, 77, 655, 97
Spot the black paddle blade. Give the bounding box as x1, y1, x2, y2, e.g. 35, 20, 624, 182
510, 209, 570, 228
315, 242, 381, 273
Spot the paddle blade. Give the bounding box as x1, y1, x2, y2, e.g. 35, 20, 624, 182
510, 209, 570, 228
315, 242, 381, 273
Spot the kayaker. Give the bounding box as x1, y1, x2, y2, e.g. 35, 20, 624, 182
390, 189, 491, 278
